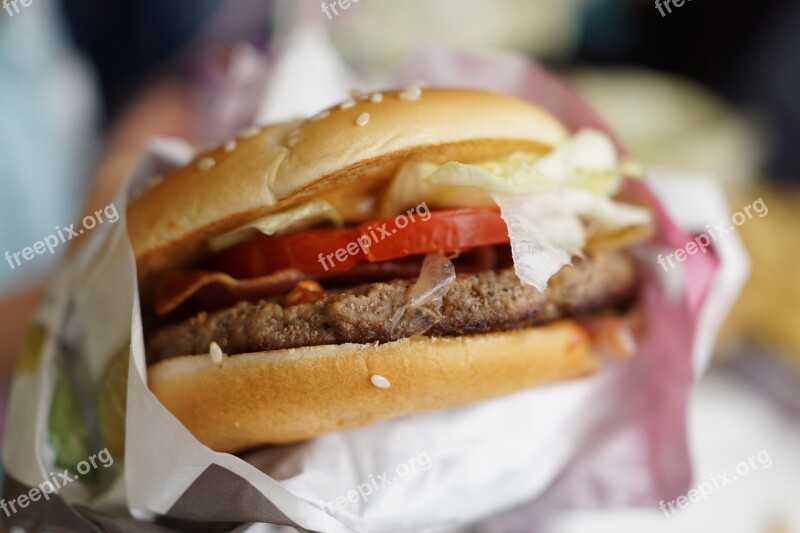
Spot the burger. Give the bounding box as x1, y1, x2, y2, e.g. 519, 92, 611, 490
128, 88, 653, 452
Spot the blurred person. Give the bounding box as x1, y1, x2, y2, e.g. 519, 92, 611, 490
0, 0, 273, 382
0, 6, 278, 486
60, 0, 272, 212
0, 0, 98, 383
0, 0, 273, 498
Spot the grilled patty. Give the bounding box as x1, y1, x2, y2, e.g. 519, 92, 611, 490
146, 251, 637, 361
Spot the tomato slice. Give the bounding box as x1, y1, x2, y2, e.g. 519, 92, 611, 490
211, 227, 362, 278
358, 208, 509, 262
211, 208, 510, 278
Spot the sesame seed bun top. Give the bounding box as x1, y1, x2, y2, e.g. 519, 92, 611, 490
127, 88, 569, 287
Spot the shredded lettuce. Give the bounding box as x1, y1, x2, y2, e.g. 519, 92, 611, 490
209, 199, 343, 251
250, 199, 342, 235
425, 161, 547, 194
536, 129, 620, 194
493, 189, 650, 290
425, 129, 624, 195
379, 160, 494, 217
420, 129, 651, 291
492, 192, 584, 291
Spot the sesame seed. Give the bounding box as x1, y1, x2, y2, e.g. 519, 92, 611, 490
209, 341, 225, 365
399, 85, 422, 101
224, 140, 237, 152
340, 99, 356, 110
198, 157, 216, 171
351, 89, 368, 100
237, 126, 260, 138
286, 127, 301, 147
356, 112, 370, 126
370, 375, 391, 389
311, 109, 331, 121
370, 92, 383, 103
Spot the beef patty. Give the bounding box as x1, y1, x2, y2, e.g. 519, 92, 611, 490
146, 251, 637, 361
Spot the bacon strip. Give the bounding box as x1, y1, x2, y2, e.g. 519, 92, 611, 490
154, 246, 502, 315
155, 269, 307, 315
156, 262, 421, 315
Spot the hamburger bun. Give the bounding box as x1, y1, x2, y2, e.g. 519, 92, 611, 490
133, 88, 639, 451
148, 320, 595, 452
127, 89, 568, 291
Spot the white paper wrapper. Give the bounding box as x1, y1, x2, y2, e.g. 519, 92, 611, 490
1, 30, 749, 533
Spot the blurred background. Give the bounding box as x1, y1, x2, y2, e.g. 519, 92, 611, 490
1, 1, 798, 531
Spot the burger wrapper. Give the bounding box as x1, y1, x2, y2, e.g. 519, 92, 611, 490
1, 36, 749, 533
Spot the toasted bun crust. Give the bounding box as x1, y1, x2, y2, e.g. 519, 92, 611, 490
148, 321, 595, 452
127, 89, 568, 287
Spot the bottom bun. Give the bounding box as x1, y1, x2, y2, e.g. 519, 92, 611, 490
148, 320, 597, 452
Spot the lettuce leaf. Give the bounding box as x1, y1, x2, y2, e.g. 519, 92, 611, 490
421, 129, 651, 291
425, 129, 623, 195
209, 198, 343, 251
379, 160, 495, 217
494, 189, 650, 290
